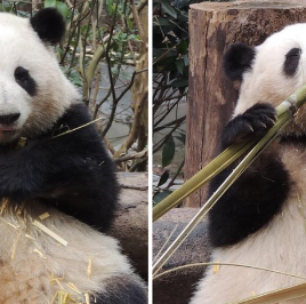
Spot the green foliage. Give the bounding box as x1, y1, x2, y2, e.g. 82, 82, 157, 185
44, 0, 69, 17
153, 0, 188, 91
158, 170, 170, 186
153, 0, 232, 91
162, 135, 176, 168
153, 190, 172, 206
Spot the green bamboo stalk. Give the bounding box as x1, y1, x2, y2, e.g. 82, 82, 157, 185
153, 95, 303, 222
153, 109, 292, 275
153, 141, 256, 221
231, 282, 306, 304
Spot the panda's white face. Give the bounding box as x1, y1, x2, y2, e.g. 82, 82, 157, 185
233, 23, 306, 135
0, 13, 79, 143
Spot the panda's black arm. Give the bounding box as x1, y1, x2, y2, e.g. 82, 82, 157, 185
208, 103, 291, 248
0, 103, 119, 231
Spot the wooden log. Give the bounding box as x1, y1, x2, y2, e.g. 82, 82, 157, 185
153, 208, 210, 304
109, 172, 148, 279
186, 0, 306, 207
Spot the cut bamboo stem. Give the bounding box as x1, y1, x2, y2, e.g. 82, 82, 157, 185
153, 98, 299, 222
153, 98, 297, 274
232, 282, 306, 304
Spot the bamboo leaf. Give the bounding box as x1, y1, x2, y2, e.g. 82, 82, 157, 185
44, 0, 57, 8
158, 171, 170, 187
162, 136, 175, 168
56, 2, 69, 18
171, 78, 188, 88
161, 2, 177, 18
176, 59, 185, 74
154, 191, 172, 205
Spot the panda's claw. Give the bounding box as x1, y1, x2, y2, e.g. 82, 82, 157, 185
266, 118, 276, 126
247, 124, 254, 133
258, 122, 267, 129
222, 103, 276, 147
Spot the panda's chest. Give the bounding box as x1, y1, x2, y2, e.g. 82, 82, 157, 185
212, 145, 306, 273
280, 144, 306, 192
0, 202, 129, 303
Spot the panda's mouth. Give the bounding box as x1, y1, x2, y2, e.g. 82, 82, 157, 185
0, 128, 17, 138
0, 127, 16, 132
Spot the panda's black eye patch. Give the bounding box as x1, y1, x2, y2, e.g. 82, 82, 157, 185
14, 66, 37, 96
284, 48, 301, 76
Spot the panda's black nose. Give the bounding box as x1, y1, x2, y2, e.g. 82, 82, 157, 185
0, 113, 20, 125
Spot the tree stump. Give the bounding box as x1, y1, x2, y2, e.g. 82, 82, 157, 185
109, 172, 148, 279
186, 0, 306, 207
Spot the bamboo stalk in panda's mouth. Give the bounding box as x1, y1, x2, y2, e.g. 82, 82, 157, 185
152, 83, 306, 275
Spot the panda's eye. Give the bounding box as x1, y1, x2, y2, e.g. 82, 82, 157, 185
15, 67, 30, 82
14, 66, 37, 96
284, 48, 301, 76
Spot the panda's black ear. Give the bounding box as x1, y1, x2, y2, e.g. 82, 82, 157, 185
30, 8, 65, 45
223, 43, 255, 81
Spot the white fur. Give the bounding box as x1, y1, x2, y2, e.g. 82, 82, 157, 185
191, 23, 306, 304
0, 200, 139, 303
0, 13, 79, 142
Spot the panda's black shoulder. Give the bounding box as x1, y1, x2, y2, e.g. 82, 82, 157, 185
50, 103, 103, 148
38, 102, 119, 231
56, 103, 95, 133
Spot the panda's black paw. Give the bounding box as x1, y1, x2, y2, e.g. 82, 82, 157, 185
222, 103, 276, 147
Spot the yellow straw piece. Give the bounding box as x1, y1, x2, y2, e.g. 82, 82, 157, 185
67, 282, 82, 294
0, 217, 18, 230
24, 233, 35, 241
213, 261, 220, 274
33, 248, 46, 258
32, 220, 68, 247
87, 257, 93, 279
0, 198, 9, 215
85, 293, 90, 304
55, 278, 65, 290
39, 212, 50, 221
11, 223, 24, 260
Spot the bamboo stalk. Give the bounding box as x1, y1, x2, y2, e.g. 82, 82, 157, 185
153, 141, 255, 221
153, 101, 295, 274
153, 97, 298, 222
232, 282, 306, 304
153, 262, 306, 282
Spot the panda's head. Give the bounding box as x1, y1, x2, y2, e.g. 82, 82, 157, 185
0, 8, 79, 143
224, 23, 306, 135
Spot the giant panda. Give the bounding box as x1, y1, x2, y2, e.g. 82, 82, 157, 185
0, 8, 147, 304
190, 24, 306, 304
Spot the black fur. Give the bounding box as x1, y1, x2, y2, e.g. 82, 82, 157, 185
95, 277, 147, 304
208, 103, 291, 247
30, 8, 65, 44
280, 134, 306, 145
221, 103, 276, 147
223, 43, 255, 81
0, 103, 119, 231
14, 66, 37, 96
284, 48, 301, 76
